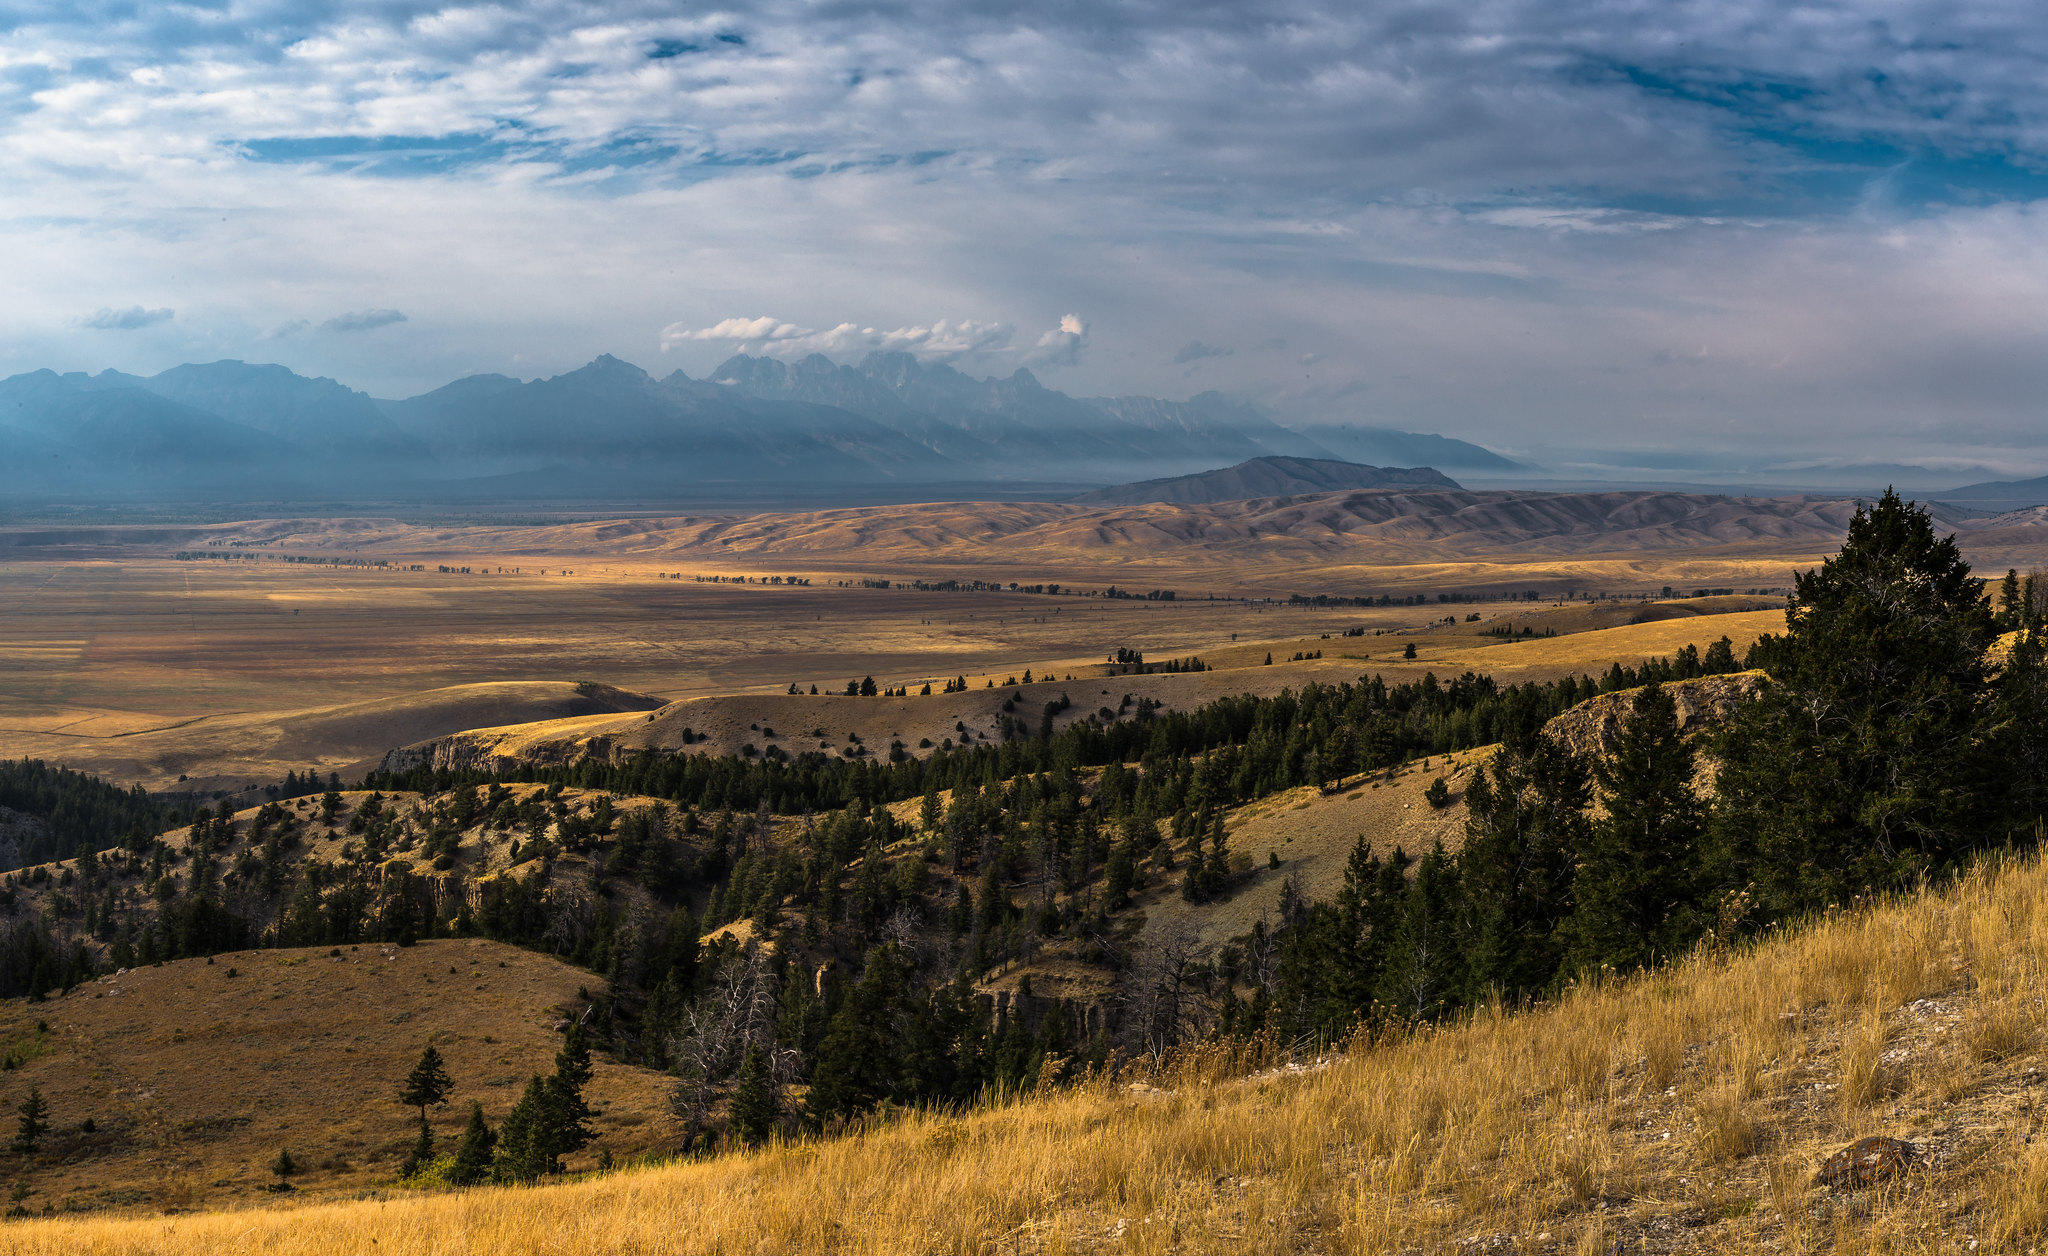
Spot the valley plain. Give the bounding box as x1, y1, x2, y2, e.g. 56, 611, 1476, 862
0, 484, 1880, 793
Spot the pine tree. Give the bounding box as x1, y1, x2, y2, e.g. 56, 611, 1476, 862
1564, 682, 1704, 974
401, 1117, 435, 1179
546, 1023, 596, 1165
399, 1045, 454, 1121
2001, 568, 2024, 632
11, 1088, 48, 1154
269, 1146, 297, 1190
1456, 728, 1587, 1001
1203, 809, 1231, 890
1712, 490, 1998, 914
1703, 635, 1739, 674
448, 1101, 497, 1186
728, 1045, 777, 1146
1992, 612, 2048, 842
493, 1075, 554, 1183
1375, 844, 1463, 1022
807, 946, 905, 1124
1103, 838, 1135, 910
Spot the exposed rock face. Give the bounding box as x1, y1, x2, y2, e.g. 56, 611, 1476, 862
1540, 671, 1764, 758
1813, 1136, 1918, 1189
378, 729, 622, 776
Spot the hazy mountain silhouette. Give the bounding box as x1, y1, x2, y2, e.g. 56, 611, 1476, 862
1071, 456, 1463, 505
0, 353, 1522, 502
1938, 473, 2048, 512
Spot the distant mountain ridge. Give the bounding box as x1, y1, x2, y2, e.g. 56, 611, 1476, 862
1072, 456, 1463, 504
0, 353, 1519, 502
1939, 473, 2048, 512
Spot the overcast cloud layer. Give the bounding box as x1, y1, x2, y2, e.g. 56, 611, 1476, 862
5, 1, 2048, 481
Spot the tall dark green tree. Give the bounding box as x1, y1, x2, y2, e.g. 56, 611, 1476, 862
546, 1023, 596, 1165
399, 1045, 454, 1121
2000, 568, 2025, 633
807, 945, 907, 1125
397, 1043, 454, 1175
1992, 610, 2048, 843
1712, 490, 1998, 914
728, 1044, 777, 1146
1374, 843, 1464, 1021
1274, 838, 1409, 1041
493, 1075, 555, 1183
1564, 682, 1704, 974
448, 1101, 498, 1186
11, 1088, 48, 1155
1456, 727, 1588, 1000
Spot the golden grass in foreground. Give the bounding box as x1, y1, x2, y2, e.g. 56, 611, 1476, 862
23, 855, 2048, 1254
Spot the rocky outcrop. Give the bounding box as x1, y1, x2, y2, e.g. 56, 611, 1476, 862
1814, 1136, 1918, 1189
378, 728, 631, 776
1541, 671, 1764, 758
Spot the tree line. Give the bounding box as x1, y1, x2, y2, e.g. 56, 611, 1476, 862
1261, 492, 2048, 1043
0, 760, 166, 873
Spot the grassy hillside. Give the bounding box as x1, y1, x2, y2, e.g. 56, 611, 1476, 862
12, 845, 2048, 1252
0, 938, 674, 1217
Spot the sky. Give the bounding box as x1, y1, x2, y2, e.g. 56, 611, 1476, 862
4, 1, 2048, 482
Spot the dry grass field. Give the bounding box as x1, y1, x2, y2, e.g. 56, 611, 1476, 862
0, 536, 1788, 792
0, 560, 1371, 789
0, 938, 675, 1220
14, 844, 2048, 1252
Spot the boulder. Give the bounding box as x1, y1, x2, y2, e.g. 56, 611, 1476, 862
1813, 1136, 1918, 1189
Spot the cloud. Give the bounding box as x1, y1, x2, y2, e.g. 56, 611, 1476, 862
1022, 314, 1088, 369
661, 315, 1014, 363
10, 1, 2048, 476
80, 306, 172, 331
1173, 340, 1232, 364
321, 309, 408, 333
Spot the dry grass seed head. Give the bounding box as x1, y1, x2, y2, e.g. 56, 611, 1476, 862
1693, 1084, 1759, 1164
1965, 999, 2035, 1064
1548, 1114, 1613, 1210
1837, 1005, 1896, 1115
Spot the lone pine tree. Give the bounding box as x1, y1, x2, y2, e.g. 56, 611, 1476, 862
269, 1146, 297, 1191
398, 1043, 455, 1176
399, 1045, 454, 1121
11, 1088, 48, 1155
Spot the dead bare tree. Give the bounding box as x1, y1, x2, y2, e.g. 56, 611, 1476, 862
1119, 919, 1212, 1060
667, 942, 780, 1148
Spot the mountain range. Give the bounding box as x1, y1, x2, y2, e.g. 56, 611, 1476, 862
0, 353, 1516, 502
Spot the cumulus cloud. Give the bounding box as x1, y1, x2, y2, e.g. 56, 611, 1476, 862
1022, 314, 1088, 369
322, 309, 408, 333
80, 306, 172, 330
